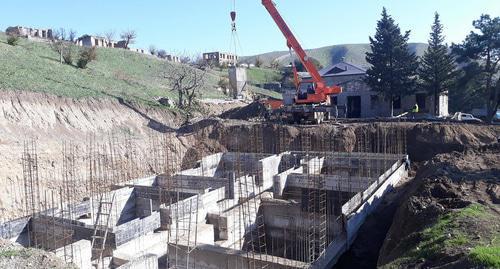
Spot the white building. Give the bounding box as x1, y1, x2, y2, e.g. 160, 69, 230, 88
75, 35, 116, 48
300, 62, 449, 118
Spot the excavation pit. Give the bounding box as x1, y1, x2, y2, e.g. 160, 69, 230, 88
1, 150, 408, 269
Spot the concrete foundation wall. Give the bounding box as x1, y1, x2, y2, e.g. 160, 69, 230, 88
179, 153, 223, 177
55, 239, 92, 269
273, 167, 303, 198
285, 174, 374, 193
262, 200, 343, 239
312, 157, 408, 268
114, 212, 161, 246
116, 254, 158, 269
0, 217, 29, 243
344, 160, 408, 246
169, 244, 306, 269
260, 154, 282, 189
136, 198, 153, 218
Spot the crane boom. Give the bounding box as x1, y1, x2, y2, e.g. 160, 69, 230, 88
261, 0, 341, 104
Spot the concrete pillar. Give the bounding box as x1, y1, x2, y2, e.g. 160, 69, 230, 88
55, 240, 92, 269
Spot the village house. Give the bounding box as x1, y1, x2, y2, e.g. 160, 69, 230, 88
166, 55, 181, 63
6, 26, 53, 39
203, 52, 238, 66
75, 35, 116, 48
300, 61, 449, 118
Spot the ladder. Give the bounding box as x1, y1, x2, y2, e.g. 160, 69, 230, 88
317, 179, 328, 259
91, 192, 116, 269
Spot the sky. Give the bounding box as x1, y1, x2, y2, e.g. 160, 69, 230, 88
1, 0, 499, 56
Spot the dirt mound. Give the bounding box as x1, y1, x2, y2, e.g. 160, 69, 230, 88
407, 123, 499, 161
220, 101, 269, 120
0, 240, 74, 269
378, 146, 500, 268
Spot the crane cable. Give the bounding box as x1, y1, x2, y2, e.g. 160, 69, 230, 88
229, 0, 243, 66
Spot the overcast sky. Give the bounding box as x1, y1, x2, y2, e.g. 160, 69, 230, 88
1, 0, 499, 56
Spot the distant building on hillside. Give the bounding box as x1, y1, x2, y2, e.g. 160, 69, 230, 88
76, 35, 116, 48
299, 61, 449, 118
203, 52, 238, 66
129, 48, 147, 54
75, 33, 181, 62
6, 26, 53, 39
166, 55, 181, 63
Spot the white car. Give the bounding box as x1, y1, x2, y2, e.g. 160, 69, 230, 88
451, 112, 483, 123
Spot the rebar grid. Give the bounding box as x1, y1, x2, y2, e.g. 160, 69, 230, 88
18, 123, 407, 269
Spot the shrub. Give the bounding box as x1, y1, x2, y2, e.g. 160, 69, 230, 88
218, 77, 230, 90
157, 49, 167, 59
77, 47, 97, 68
7, 34, 20, 46
63, 45, 75, 65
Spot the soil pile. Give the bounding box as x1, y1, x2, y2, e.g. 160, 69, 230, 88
0, 240, 74, 269
378, 145, 500, 268
407, 123, 499, 161
220, 101, 269, 120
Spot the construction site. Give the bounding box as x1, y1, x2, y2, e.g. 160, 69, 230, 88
0, 124, 412, 269
1, 0, 499, 268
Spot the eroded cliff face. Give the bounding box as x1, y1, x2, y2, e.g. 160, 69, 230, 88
0, 91, 183, 221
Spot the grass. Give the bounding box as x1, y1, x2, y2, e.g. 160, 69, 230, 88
246, 67, 282, 85
247, 85, 282, 99
0, 249, 21, 258
470, 246, 500, 268
0, 31, 279, 106
384, 203, 498, 268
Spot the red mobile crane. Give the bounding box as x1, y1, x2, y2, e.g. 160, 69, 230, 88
261, 0, 342, 123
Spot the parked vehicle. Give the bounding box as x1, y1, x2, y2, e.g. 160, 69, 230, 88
451, 112, 483, 123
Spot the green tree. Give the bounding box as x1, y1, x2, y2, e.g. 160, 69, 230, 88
366, 8, 419, 116
6, 33, 20, 46
255, 57, 263, 68
452, 14, 500, 122
77, 47, 97, 69
419, 12, 457, 116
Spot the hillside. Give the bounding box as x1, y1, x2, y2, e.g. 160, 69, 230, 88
0, 32, 278, 105
241, 43, 428, 69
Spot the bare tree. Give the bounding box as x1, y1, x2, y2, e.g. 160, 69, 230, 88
164, 63, 207, 118
120, 30, 137, 49
68, 29, 77, 42
157, 49, 168, 59
105, 30, 115, 45
180, 56, 191, 64
51, 39, 68, 64
52, 29, 61, 40
58, 28, 66, 40
149, 45, 157, 56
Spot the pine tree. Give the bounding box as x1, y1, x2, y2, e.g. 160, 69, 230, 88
452, 14, 500, 122
366, 8, 419, 116
419, 13, 457, 116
